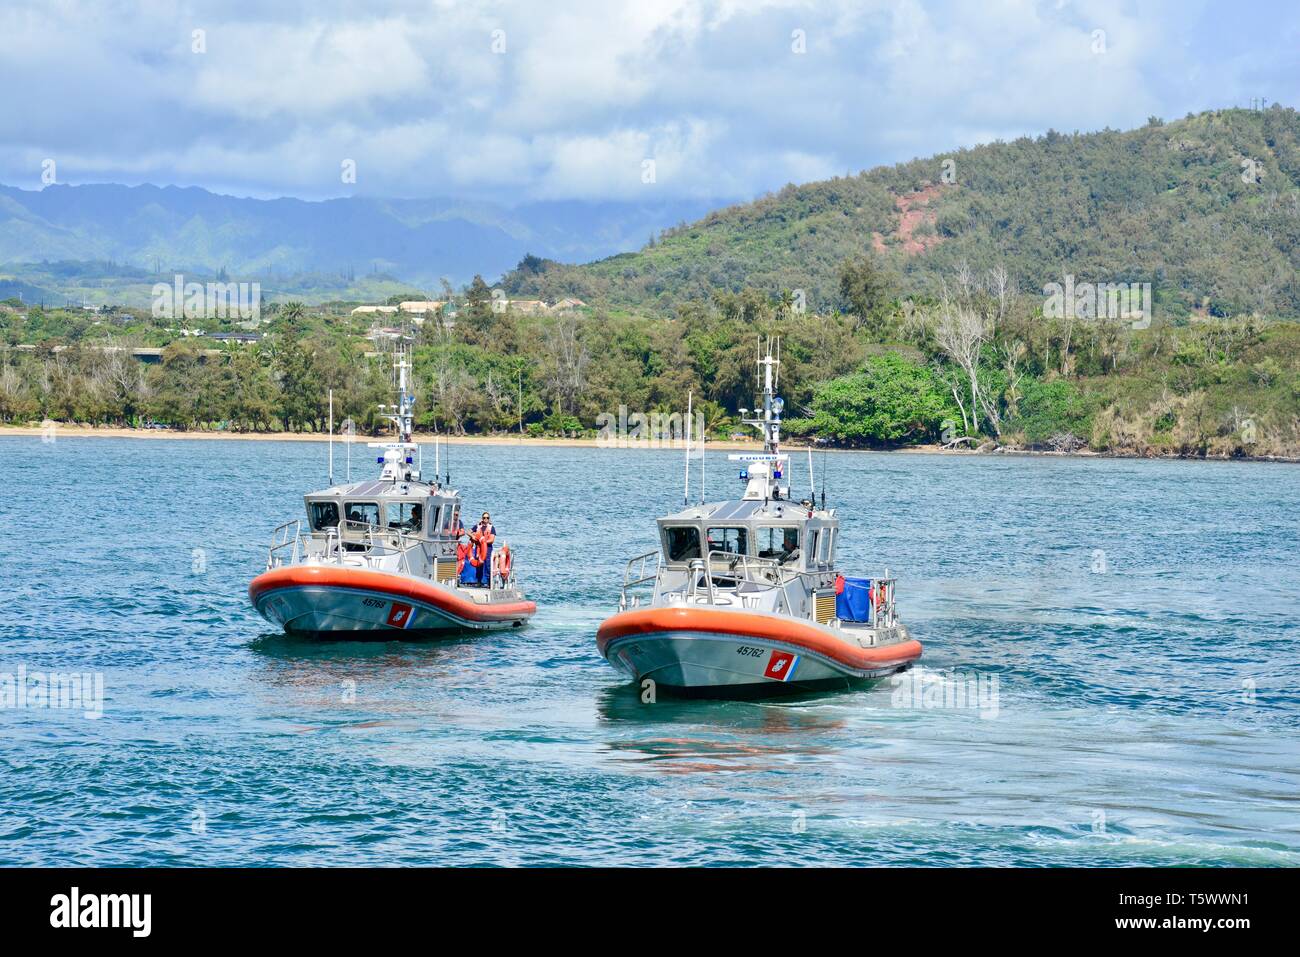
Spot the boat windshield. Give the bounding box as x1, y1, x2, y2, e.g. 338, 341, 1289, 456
664, 526, 701, 562
706, 526, 748, 556
386, 501, 423, 533
344, 501, 380, 531
756, 526, 800, 561
309, 501, 339, 532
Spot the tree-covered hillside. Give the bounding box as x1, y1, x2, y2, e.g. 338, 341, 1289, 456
501, 106, 1300, 319
4, 107, 1299, 461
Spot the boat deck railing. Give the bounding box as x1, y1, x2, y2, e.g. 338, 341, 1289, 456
267, 519, 304, 569
618, 550, 661, 611
348, 520, 420, 575
266, 520, 419, 576
680, 550, 808, 613
878, 577, 897, 627
615, 546, 901, 626
266, 520, 521, 591
837, 575, 897, 628
617, 548, 811, 615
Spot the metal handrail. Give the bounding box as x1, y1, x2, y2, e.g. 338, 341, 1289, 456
332, 522, 454, 551
337, 519, 418, 575
266, 519, 302, 569
268, 518, 525, 592
485, 543, 521, 594
619, 550, 660, 610
613, 543, 900, 626
701, 548, 820, 591
683, 550, 799, 612
822, 574, 898, 627
863, 576, 897, 627
267, 519, 417, 575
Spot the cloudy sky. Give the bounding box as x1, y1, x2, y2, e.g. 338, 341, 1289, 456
0, 0, 1295, 205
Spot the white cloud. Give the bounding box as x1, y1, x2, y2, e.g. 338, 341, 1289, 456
190, 19, 431, 120
0, 0, 1294, 202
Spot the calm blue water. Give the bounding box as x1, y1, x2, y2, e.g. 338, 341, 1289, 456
0, 436, 1296, 866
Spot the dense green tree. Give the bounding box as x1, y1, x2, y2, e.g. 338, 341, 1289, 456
1010, 377, 1093, 446
838, 255, 895, 334
800, 353, 959, 445
461, 275, 495, 344
276, 339, 323, 431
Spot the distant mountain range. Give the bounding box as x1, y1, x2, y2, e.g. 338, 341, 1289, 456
0, 183, 717, 304
502, 106, 1300, 319
6, 107, 1298, 317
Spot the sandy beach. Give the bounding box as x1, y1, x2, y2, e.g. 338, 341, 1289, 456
4, 423, 1291, 462
0, 423, 813, 453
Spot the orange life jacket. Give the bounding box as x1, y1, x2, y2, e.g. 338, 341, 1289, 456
469, 523, 495, 566
455, 541, 471, 574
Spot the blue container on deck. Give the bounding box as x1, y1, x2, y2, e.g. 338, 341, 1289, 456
835, 577, 874, 622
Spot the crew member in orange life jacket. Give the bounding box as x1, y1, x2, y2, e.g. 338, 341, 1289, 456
469, 512, 496, 586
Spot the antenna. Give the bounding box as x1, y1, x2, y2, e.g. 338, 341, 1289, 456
807, 444, 814, 499
683, 391, 693, 505
820, 448, 827, 511
328, 389, 334, 486
699, 423, 706, 505
434, 435, 440, 481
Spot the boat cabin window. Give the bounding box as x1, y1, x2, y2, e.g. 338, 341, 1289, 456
664, 526, 701, 562
427, 505, 443, 536
807, 529, 820, 567
309, 501, 339, 531
706, 527, 748, 556
821, 528, 836, 563
344, 501, 380, 531
757, 526, 800, 561
387, 501, 423, 533
445, 504, 461, 534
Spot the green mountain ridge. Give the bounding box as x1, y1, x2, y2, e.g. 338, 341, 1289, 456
501, 106, 1300, 319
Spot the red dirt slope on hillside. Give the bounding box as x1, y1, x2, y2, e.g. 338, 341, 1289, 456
872, 183, 949, 255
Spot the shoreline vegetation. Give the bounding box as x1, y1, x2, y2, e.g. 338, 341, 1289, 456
4, 282, 1297, 463
3, 296, 1298, 463
2, 423, 1295, 464
3, 111, 1297, 464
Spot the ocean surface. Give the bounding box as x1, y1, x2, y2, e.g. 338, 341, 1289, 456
0, 436, 1296, 867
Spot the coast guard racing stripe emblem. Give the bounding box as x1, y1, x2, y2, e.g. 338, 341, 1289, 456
386, 601, 415, 629
764, 650, 799, 681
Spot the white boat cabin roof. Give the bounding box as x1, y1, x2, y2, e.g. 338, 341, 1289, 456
306, 477, 457, 502
660, 497, 832, 524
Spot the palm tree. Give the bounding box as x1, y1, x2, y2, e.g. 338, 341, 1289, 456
279, 301, 307, 325
695, 398, 733, 439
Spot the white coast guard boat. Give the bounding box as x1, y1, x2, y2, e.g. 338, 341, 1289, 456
249, 342, 536, 638
596, 339, 921, 697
